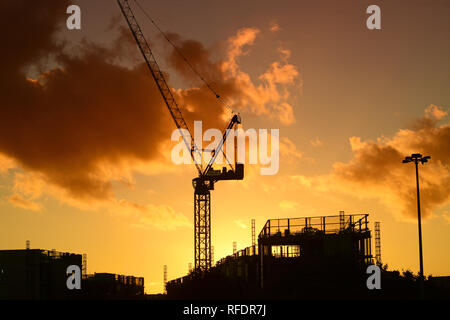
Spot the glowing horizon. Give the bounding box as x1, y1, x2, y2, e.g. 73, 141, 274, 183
1, 0, 449, 294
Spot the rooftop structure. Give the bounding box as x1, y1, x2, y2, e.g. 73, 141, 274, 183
167, 212, 373, 299
0, 249, 81, 299
82, 273, 144, 299
259, 213, 372, 265
0, 249, 145, 300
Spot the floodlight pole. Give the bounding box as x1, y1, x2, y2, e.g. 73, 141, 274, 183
403, 153, 429, 300
414, 158, 424, 300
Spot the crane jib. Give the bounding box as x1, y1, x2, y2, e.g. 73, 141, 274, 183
202, 114, 241, 176
117, 0, 242, 179
117, 0, 202, 175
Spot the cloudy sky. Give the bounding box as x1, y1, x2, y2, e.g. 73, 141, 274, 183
1, 0, 449, 293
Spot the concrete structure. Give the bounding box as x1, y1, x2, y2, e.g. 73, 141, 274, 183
0, 249, 81, 299
0, 249, 144, 299
82, 273, 144, 299
167, 213, 374, 299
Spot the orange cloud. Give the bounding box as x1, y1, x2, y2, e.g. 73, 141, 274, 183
292, 105, 450, 220
8, 194, 42, 212
0, 1, 302, 226
425, 104, 447, 121
3, 170, 190, 230
443, 213, 450, 224
220, 29, 301, 125
270, 22, 281, 33
116, 200, 191, 231
6, 172, 44, 212
280, 137, 303, 161
279, 200, 299, 211
310, 137, 323, 147
0, 154, 15, 174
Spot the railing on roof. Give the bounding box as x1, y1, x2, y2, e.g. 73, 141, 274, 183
258, 214, 369, 239
41, 250, 78, 260
215, 245, 259, 267
83, 273, 144, 286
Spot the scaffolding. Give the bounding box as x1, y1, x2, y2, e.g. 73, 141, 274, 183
163, 265, 168, 294
82, 253, 87, 277
194, 191, 211, 271
375, 222, 381, 265
339, 210, 345, 230
252, 219, 256, 247
167, 213, 375, 298
258, 214, 372, 264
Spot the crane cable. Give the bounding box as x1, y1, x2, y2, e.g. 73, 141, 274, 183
133, 0, 232, 110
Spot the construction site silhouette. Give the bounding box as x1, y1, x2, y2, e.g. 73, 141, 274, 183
166, 213, 450, 300
1, 212, 449, 300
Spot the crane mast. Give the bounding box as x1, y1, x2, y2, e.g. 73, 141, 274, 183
117, 0, 244, 272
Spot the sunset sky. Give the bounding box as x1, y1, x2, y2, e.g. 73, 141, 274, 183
1, 0, 449, 294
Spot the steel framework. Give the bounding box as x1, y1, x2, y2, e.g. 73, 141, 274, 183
163, 265, 167, 294
82, 253, 87, 277
375, 222, 381, 265
252, 219, 256, 247
339, 211, 345, 230
194, 190, 211, 271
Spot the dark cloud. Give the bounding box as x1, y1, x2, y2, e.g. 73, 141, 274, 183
161, 32, 240, 131
0, 1, 300, 204
0, 0, 227, 201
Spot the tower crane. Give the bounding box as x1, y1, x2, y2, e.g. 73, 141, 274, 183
117, 0, 244, 272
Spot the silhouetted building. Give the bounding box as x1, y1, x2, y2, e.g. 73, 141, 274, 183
428, 276, 450, 290
0, 249, 145, 300
167, 213, 374, 299
0, 249, 81, 299
82, 273, 144, 299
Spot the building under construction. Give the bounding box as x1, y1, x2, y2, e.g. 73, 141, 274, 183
0, 249, 82, 299
167, 213, 374, 299
0, 248, 144, 300
82, 273, 144, 299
